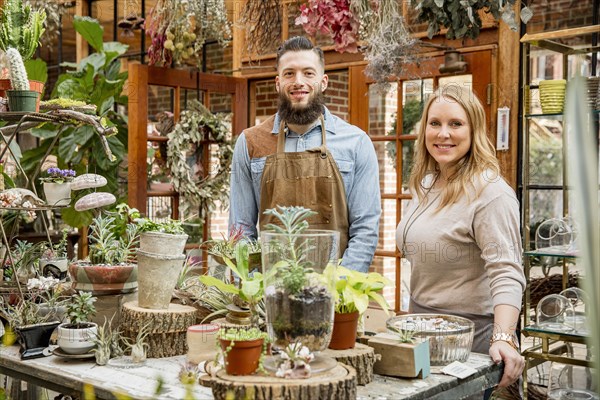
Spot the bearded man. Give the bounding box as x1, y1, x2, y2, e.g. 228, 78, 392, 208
229, 36, 381, 273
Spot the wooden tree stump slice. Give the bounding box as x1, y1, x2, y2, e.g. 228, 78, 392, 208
120, 301, 196, 358
322, 343, 379, 385
208, 363, 357, 400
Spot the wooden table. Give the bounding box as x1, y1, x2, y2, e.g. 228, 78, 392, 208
0, 345, 502, 399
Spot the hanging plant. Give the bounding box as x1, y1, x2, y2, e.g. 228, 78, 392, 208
166, 100, 233, 219
295, 0, 360, 53
413, 0, 532, 40
237, 0, 281, 59
145, 0, 231, 67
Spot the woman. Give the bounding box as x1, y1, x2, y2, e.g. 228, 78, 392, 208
396, 85, 525, 388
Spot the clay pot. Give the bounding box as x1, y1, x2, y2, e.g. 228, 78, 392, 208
139, 231, 188, 255
68, 262, 138, 295
329, 311, 359, 350
220, 338, 264, 375
137, 250, 185, 309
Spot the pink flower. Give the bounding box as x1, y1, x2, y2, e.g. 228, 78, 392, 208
295, 0, 360, 53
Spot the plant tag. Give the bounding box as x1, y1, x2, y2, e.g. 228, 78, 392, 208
441, 361, 477, 379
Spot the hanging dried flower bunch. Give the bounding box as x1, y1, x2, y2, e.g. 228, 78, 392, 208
295, 0, 360, 53
237, 0, 281, 59
362, 1, 420, 93
145, 0, 231, 68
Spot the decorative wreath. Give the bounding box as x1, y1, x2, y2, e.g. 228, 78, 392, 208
166, 100, 233, 216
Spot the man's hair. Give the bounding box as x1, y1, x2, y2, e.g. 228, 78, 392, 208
275, 36, 325, 71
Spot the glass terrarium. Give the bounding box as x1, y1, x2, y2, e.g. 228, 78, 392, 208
261, 229, 339, 353
559, 287, 588, 333
536, 294, 577, 332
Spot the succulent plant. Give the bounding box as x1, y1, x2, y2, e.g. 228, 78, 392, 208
5, 47, 29, 91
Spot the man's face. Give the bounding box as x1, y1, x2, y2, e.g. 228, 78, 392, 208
276, 50, 328, 110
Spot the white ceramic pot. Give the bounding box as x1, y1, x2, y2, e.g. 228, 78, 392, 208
139, 231, 188, 255
40, 257, 69, 279
43, 182, 72, 207
57, 322, 97, 354
187, 323, 220, 364
137, 250, 185, 309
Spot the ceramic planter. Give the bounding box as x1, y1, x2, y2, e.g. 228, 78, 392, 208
137, 250, 186, 309
43, 182, 72, 207
329, 311, 359, 350
187, 323, 220, 364
139, 231, 188, 255
0, 80, 44, 111
40, 257, 69, 279
220, 338, 264, 375
57, 322, 98, 355
369, 333, 430, 379
68, 262, 138, 295
16, 321, 60, 360
6, 89, 39, 112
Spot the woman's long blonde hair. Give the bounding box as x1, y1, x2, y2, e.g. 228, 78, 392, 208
409, 84, 501, 208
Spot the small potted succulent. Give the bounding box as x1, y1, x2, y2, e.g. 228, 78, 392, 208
57, 291, 98, 355
206, 225, 261, 269
217, 326, 268, 375
329, 265, 393, 350
39, 229, 70, 279
39, 167, 76, 207
4, 47, 38, 112
68, 213, 141, 295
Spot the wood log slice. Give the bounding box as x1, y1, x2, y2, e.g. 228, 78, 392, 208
322, 343, 379, 385
208, 363, 357, 400
120, 301, 197, 358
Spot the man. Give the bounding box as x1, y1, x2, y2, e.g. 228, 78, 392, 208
229, 36, 381, 272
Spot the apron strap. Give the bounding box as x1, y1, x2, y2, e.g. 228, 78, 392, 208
277, 115, 328, 158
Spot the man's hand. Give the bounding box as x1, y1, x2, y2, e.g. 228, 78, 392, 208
489, 340, 524, 387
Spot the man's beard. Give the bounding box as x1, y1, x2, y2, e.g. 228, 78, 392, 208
277, 88, 326, 125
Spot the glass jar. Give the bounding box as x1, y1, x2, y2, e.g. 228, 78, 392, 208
261, 229, 339, 352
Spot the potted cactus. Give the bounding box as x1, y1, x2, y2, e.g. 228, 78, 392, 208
0, 0, 46, 101
4, 47, 38, 112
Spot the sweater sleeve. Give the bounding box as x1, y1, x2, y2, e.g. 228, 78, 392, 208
473, 192, 526, 311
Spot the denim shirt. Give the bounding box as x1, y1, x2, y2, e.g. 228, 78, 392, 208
229, 107, 381, 272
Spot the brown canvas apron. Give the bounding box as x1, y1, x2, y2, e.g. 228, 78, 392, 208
410, 297, 494, 354
259, 116, 350, 255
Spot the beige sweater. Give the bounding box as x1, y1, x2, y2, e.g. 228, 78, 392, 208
396, 175, 526, 316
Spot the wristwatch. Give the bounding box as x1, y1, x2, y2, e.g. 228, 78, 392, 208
490, 333, 519, 350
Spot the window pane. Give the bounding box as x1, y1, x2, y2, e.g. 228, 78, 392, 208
377, 140, 397, 196
528, 120, 563, 186
369, 255, 397, 312
402, 79, 432, 135
377, 199, 398, 252
368, 82, 398, 137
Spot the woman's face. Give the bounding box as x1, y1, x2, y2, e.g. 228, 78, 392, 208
425, 97, 472, 171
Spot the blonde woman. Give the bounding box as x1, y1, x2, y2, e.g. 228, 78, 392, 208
396, 85, 525, 389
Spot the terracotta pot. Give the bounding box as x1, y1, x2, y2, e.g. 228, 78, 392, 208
68, 262, 138, 295
0, 79, 11, 98
16, 321, 60, 360
329, 311, 359, 350
220, 338, 264, 375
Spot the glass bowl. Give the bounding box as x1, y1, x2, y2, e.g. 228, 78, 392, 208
386, 314, 475, 366
536, 294, 577, 332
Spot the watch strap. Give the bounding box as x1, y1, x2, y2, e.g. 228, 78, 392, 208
490, 332, 519, 350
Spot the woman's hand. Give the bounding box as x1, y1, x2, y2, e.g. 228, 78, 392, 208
489, 340, 524, 387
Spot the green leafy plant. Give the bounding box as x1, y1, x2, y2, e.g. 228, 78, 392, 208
123, 323, 151, 363
136, 217, 185, 235
333, 265, 393, 315
66, 292, 96, 328
263, 206, 317, 295
388, 324, 417, 344
200, 242, 264, 325
87, 213, 141, 265
206, 225, 261, 261
41, 228, 70, 259
20, 16, 129, 229
0, 0, 46, 61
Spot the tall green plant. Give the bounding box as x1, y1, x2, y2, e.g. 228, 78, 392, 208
0, 0, 46, 61
20, 16, 129, 228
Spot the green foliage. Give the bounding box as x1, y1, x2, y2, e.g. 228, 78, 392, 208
388, 324, 416, 344
217, 326, 267, 342
0, 0, 46, 60
414, 0, 518, 40
263, 206, 318, 295
200, 242, 264, 322
136, 217, 185, 235
332, 264, 393, 315
24, 58, 47, 84
88, 213, 141, 265
66, 292, 96, 326
20, 16, 129, 228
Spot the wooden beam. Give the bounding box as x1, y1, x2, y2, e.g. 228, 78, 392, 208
521, 25, 600, 43
127, 63, 149, 213
348, 65, 368, 132
75, 0, 89, 62
231, 0, 246, 77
